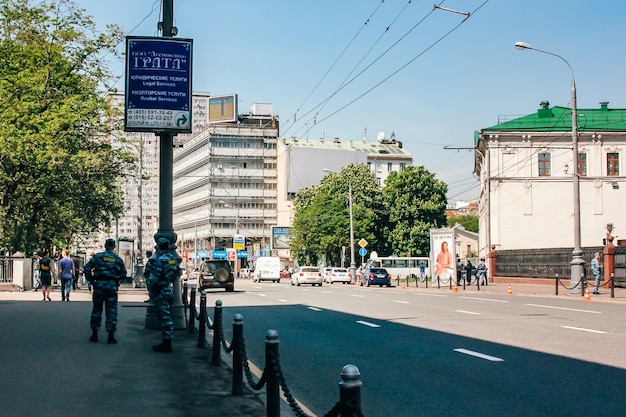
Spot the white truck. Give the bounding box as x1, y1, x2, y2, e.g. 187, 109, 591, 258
253, 256, 281, 283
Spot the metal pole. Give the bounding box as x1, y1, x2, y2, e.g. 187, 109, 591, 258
348, 183, 356, 283
212, 300, 222, 366
515, 42, 584, 292
555, 273, 559, 296
197, 289, 206, 347
611, 272, 615, 298
265, 330, 280, 417
339, 364, 363, 417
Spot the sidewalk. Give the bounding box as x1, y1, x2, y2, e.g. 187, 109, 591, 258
0, 285, 266, 417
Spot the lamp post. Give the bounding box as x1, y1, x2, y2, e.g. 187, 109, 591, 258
515, 41, 584, 291
324, 169, 356, 283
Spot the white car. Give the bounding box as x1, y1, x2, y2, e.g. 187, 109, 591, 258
326, 267, 351, 284
291, 266, 323, 286
180, 268, 200, 288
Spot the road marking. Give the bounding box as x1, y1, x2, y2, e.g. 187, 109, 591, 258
307, 306, 322, 312
352, 294, 365, 298
412, 293, 448, 298
526, 303, 601, 314
561, 325, 606, 334
322, 291, 333, 294
456, 310, 480, 315
454, 348, 504, 362
278, 299, 289, 303
357, 320, 380, 328
393, 300, 410, 304
460, 296, 509, 303
258, 293, 267, 297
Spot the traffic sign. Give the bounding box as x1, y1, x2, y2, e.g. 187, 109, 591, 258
359, 247, 367, 257
358, 238, 368, 248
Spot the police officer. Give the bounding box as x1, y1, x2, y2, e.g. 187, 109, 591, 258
147, 238, 181, 352
84, 238, 127, 344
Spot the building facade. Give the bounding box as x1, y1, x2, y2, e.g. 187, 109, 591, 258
474, 101, 626, 260
172, 104, 279, 272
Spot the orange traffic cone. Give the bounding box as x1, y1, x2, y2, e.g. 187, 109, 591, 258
507, 285, 513, 296
453, 284, 459, 293
584, 289, 591, 301
401, 282, 406, 290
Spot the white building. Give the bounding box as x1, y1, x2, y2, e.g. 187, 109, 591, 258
474, 101, 625, 259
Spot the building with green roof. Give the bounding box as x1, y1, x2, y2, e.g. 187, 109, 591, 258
473, 102, 625, 277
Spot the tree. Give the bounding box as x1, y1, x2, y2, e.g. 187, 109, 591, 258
0, 0, 131, 254
290, 164, 384, 267
381, 165, 448, 257
447, 215, 479, 233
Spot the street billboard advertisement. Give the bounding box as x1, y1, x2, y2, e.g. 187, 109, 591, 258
118, 239, 134, 278
124, 36, 193, 133
208, 94, 238, 123
430, 230, 456, 282
271, 227, 291, 250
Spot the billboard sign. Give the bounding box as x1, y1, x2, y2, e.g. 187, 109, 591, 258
117, 239, 134, 278
271, 227, 291, 250
233, 234, 245, 250
208, 94, 238, 123
430, 230, 456, 281
125, 36, 193, 133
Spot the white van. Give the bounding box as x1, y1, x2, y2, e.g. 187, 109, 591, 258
253, 256, 281, 283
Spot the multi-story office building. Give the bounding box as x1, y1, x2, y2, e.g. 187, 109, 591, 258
172, 101, 279, 272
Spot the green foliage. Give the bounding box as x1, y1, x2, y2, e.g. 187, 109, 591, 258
447, 215, 479, 233
289, 164, 448, 267
290, 164, 383, 267
0, 0, 130, 253
382, 165, 448, 257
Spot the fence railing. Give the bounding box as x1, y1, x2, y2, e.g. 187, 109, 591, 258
181, 283, 365, 417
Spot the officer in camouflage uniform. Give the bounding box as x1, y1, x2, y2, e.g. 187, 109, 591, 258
85, 238, 127, 344
147, 238, 182, 352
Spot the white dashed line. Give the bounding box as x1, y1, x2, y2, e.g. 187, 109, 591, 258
454, 348, 504, 362
460, 296, 509, 303
456, 310, 480, 315
561, 325, 606, 334
412, 292, 448, 298
277, 299, 289, 303
357, 320, 380, 328
393, 300, 410, 304
307, 306, 322, 312
351, 294, 365, 298
526, 303, 601, 314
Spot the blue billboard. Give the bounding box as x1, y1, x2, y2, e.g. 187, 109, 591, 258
124, 36, 193, 133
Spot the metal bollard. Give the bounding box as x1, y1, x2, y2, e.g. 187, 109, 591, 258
197, 289, 207, 347
611, 272, 615, 298
581, 272, 586, 297
187, 287, 196, 334
182, 282, 188, 306
265, 330, 280, 417
212, 300, 223, 366
339, 364, 362, 417
437, 276, 441, 289
477, 274, 480, 291
555, 273, 559, 296
232, 314, 244, 395
425, 276, 428, 288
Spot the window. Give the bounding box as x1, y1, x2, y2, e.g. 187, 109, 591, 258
538, 152, 551, 176
387, 162, 392, 172
607, 153, 619, 176
578, 152, 587, 176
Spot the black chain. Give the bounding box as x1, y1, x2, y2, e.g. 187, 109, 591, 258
217, 316, 233, 353
558, 278, 583, 291
239, 333, 266, 391
269, 348, 312, 417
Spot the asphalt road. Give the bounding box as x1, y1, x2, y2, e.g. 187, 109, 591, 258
205, 279, 626, 417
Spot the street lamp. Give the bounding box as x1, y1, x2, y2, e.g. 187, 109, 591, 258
324, 169, 356, 283
515, 41, 584, 291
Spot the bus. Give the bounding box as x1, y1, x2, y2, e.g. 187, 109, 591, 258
367, 256, 431, 280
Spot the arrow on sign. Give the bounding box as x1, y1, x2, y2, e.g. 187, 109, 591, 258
176, 114, 188, 127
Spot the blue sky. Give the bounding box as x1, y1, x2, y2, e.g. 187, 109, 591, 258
73, 0, 626, 202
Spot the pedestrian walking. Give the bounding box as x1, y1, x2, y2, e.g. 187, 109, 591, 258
32, 252, 41, 291
456, 257, 463, 286
591, 252, 602, 294
84, 238, 126, 344
147, 238, 182, 353
39, 250, 53, 301
58, 249, 75, 301
419, 262, 426, 282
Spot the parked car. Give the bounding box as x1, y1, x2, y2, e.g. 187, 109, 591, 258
326, 267, 351, 284
181, 268, 200, 287
198, 260, 234, 292
359, 266, 391, 287
238, 268, 251, 279
291, 266, 323, 286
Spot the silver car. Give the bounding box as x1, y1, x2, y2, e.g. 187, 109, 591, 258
326, 267, 351, 284
291, 266, 323, 286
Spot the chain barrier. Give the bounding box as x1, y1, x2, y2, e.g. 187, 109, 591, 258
239, 332, 267, 391
557, 277, 583, 291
